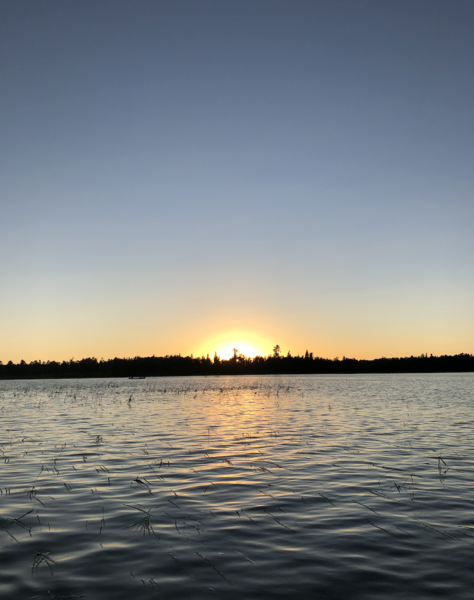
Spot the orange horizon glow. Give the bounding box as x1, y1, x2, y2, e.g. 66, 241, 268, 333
1, 324, 473, 365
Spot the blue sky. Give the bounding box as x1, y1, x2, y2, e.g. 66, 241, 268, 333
1, 0, 473, 362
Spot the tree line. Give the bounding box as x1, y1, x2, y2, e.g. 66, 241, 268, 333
1, 348, 473, 379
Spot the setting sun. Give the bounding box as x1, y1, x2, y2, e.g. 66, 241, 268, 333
216, 343, 260, 360
196, 331, 271, 360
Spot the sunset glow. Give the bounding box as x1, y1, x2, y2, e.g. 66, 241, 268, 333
216, 344, 260, 360
197, 332, 271, 360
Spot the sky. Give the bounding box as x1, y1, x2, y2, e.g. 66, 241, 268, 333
1, 0, 473, 363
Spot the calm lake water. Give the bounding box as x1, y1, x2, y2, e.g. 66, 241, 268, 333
1, 373, 473, 599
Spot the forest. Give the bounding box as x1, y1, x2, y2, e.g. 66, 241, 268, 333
1, 348, 473, 379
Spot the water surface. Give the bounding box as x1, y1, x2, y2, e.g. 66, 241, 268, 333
1, 374, 473, 599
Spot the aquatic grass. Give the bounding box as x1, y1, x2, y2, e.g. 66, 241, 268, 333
6, 508, 34, 532
124, 505, 155, 536
31, 551, 57, 575
196, 552, 232, 585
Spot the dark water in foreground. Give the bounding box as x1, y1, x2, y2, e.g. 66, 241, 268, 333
1, 374, 473, 599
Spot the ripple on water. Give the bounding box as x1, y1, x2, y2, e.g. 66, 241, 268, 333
1, 373, 474, 599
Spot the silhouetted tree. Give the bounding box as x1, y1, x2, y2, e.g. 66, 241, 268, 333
0, 351, 473, 379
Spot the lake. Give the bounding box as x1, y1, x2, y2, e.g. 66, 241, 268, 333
1, 373, 473, 599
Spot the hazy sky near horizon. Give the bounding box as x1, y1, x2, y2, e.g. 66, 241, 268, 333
1, 0, 473, 363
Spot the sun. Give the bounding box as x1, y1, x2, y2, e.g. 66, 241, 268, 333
196, 331, 270, 360
216, 343, 261, 360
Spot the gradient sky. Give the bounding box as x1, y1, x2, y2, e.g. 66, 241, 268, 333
1, 0, 473, 363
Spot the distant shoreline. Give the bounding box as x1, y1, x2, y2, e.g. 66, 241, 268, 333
1, 353, 473, 380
